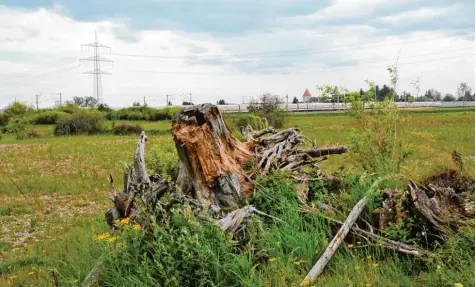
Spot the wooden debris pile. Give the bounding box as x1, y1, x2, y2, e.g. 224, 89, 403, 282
102, 103, 474, 287
106, 104, 348, 227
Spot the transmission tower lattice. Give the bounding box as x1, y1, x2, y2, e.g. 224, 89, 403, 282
80, 31, 113, 103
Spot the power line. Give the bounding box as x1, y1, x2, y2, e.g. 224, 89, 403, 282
110, 30, 475, 60
118, 52, 474, 76
81, 31, 113, 103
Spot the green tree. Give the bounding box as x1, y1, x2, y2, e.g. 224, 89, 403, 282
217, 99, 227, 105
457, 82, 472, 100
292, 97, 299, 104
317, 84, 347, 104
74, 96, 99, 107
442, 94, 455, 102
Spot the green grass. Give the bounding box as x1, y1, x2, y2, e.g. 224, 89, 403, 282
0, 108, 474, 286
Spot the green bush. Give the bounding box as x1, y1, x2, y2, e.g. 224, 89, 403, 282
5, 115, 33, 140
1, 102, 34, 125
224, 113, 268, 135
54, 110, 107, 136
112, 123, 143, 135
32, 110, 69, 124
107, 106, 183, 121
57, 103, 81, 114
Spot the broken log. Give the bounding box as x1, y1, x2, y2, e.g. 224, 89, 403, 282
299, 146, 348, 157
302, 197, 368, 286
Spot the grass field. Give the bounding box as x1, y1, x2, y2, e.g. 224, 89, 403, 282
0, 107, 474, 286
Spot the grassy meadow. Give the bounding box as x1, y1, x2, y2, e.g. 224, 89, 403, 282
0, 107, 474, 286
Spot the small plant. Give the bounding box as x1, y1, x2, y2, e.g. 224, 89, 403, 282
247, 93, 290, 128
28, 128, 42, 138
112, 123, 143, 135
349, 69, 410, 176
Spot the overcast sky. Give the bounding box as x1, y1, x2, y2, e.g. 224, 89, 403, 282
0, 0, 474, 108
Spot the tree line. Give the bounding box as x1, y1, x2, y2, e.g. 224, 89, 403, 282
290, 82, 474, 104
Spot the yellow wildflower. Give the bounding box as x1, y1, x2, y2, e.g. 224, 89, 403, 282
8, 276, 16, 280
294, 259, 306, 265
108, 236, 117, 243
367, 255, 372, 259
96, 233, 111, 240
74, 279, 79, 283
347, 244, 354, 248
366, 284, 372, 287
31, 266, 36, 270
28, 271, 35, 276
302, 279, 310, 286
41, 250, 47, 254
454, 283, 463, 287
133, 224, 141, 231
12, 242, 21, 248
371, 263, 379, 268
268, 257, 277, 262
119, 218, 130, 225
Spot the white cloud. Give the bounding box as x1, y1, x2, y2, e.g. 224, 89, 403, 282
378, 5, 459, 25
287, 0, 401, 23
0, 5, 473, 109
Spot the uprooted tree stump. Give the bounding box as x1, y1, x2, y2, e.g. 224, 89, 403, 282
373, 169, 475, 243
106, 103, 348, 226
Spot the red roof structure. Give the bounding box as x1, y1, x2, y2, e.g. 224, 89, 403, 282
303, 88, 312, 98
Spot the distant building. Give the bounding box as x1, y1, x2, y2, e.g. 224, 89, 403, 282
302, 88, 319, 103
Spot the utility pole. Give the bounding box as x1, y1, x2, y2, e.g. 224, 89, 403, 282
52, 93, 62, 106
35, 93, 41, 111
81, 31, 113, 104
143, 96, 146, 106
286, 94, 289, 111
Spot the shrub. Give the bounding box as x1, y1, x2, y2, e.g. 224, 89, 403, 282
5, 116, 33, 140
32, 110, 69, 124
1, 102, 33, 125
246, 93, 290, 129
54, 110, 107, 136
57, 102, 80, 114
224, 113, 268, 132
112, 123, 143, 135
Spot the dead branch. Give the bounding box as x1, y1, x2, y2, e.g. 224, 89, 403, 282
324, 216, 435, 258
299, 146, 348, 157
82, 260, 103, 287
302, 197, 368, 285
252, 126, 277, 139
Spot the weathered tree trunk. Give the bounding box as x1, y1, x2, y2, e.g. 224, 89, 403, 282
172, 104, 254, 211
